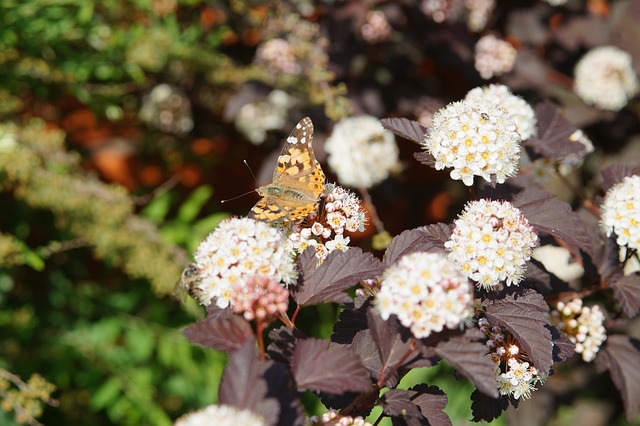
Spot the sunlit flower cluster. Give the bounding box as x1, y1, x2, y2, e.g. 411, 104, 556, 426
174, 404, 265, 426
423, 97, 521, 186
466, 0, 496, 32
289, 184, 366, 263
466, 84, 537, 140
234, 90, 295, 144
601, 175, 640, 250
474, 34, 517, 80
550, 299, 607, 362
325, 115, 401, 188
543, 0, 567, 5
376, 252, 475, 339
192, 217, 297, 308
445, 200, 539, 290
361, 10, 393, 43
531, 245, 584, 282
230, 275, 289, 322
574, 46, 638, 111
420, 0, 464, 23
254, 38, 301, 75
139, 84, 193, 134
479, 318, 547, 400
309, 409, 372, 426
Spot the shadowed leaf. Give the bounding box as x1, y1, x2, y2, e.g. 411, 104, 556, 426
549, 326, 576, 362
610, 274, 640, 317
471, 390, 509, 422
291, 338, 372, 394
183, 308, 253, 353
595, 335, 640, 421
383, 225, 450, 266
598, 163, 640, 192
380, 389, 422, 417
525, 100, 582, 158
381, 117, 427, 144
483, 289, 553, 374
293, 248, 384, 306
512, 186, 591, 255
414, 151, 437, 167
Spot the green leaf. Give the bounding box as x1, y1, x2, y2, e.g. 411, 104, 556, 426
177, 185, 213, 223
91, 377, 123, 410
140, 192, 173, 224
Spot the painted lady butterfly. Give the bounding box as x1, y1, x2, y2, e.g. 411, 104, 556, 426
249, 117, 326, 223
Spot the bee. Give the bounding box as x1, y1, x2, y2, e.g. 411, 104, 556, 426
175, 263, 204, 303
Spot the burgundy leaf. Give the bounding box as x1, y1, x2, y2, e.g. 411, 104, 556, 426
267, 326, 306, 365
548, 326, 576, 362
414, 151, 437, 167
595, 335, 640, 421
580, 210, 619, 279
599, 163, 640, 192
409, 384, 451, 426
380, 389, 422, 417
332, 300, 370, 345
525, 100, 582, 159
434, 336, 499, 398
263, 363, 307, 426
291, 338, 372, 394
610, 274, 640, 317
293, 248, 384, 306
183, 310, 253, 353
471, 390, 510, 422
380, 117, 428, 144
483, 289, 553, 374
383, 225, 450, 266
512, 186, 592, 255
350, 330, 386, 385
219, 339, 280, 425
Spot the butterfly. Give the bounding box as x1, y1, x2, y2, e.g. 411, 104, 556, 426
248, 117, 326, 224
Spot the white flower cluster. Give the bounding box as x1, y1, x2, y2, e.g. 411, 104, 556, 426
474, 34, 517, 80
234, 90, 294, 144
361, 10, 393, 43
174, 404, 265, 426
445, 200, 539, 290
601, 175, 640, 250
574, 46, 638, 111
310, 409, 371, 426
479, 318, 546, 400
192, 217, 297, 308
139, 84, 193, 134
420, 0, 464, 23
289, 184, 366, 263
550, 299, 607, 362
254, 38, 301, 75
466, 84, 537, 140
325, 115, 401, 189
423, 97, 521, 186
543, 0, 567, 5
376, 252, 475, 339
466, 0, 495, 32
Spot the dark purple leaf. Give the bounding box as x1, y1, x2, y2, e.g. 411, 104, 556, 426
471, 390, 510, 422
483, 289, 553, 374
548, 326, 576, 362
332, 300, 370, 345
580, 210, 619, 279
267, 326, 306, 365
408, 384, 450, 426
380, 117, 428, 144
351, 330, 386, 385
599, 163, 640, 193
291, 338, 372, 394
219, 339, 280, 425
434, 336, 499, 398
263, 363, 306, 426
595, 335, 640, 421
610, 274, 640, 317
414, 151, 437, 167
380, 389, 422, 417
183, 310, 253, 353
525, 100, 582, 159
293, 247, 384, 306
512, 186, 592, 255
383, 225, 451, 266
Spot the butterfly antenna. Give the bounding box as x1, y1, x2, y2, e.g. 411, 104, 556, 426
220, 160, 259, 204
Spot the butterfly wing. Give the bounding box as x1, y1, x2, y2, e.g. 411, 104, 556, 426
249, 117, 325, 223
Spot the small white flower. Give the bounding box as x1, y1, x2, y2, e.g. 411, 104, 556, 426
325, 116, 401, 188
376, 252, 474, 339
174, 404, 265, 426
601, 175, 640, 250
574, 46, 638, 111
474, 34, 516, 79
550, 299, 607, 362
234, 90, 294, 144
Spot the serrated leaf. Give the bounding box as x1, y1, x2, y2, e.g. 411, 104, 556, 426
595, 335, 640, 421
332, 300, 370, 345
263, 363, 307, 426
598, 163, 640, 192
293, 248, 384, 306
291, 338, 372, 394
525, 100, 581, 158
548, 326, 575, 362
407, 384, 450, 426
267, 326, 305, 365
610, 274, 640, 317
380, 389, 423, 417
380, 117, 427, 144
512, 186, 591, 255
483, 289, 553, 374
183, 308, 253, 353
414, 151, 436, 167
219, 339, 280, 424
471, 389, 510, 422
434, 336, 499, 398
383, 225, 450, 267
